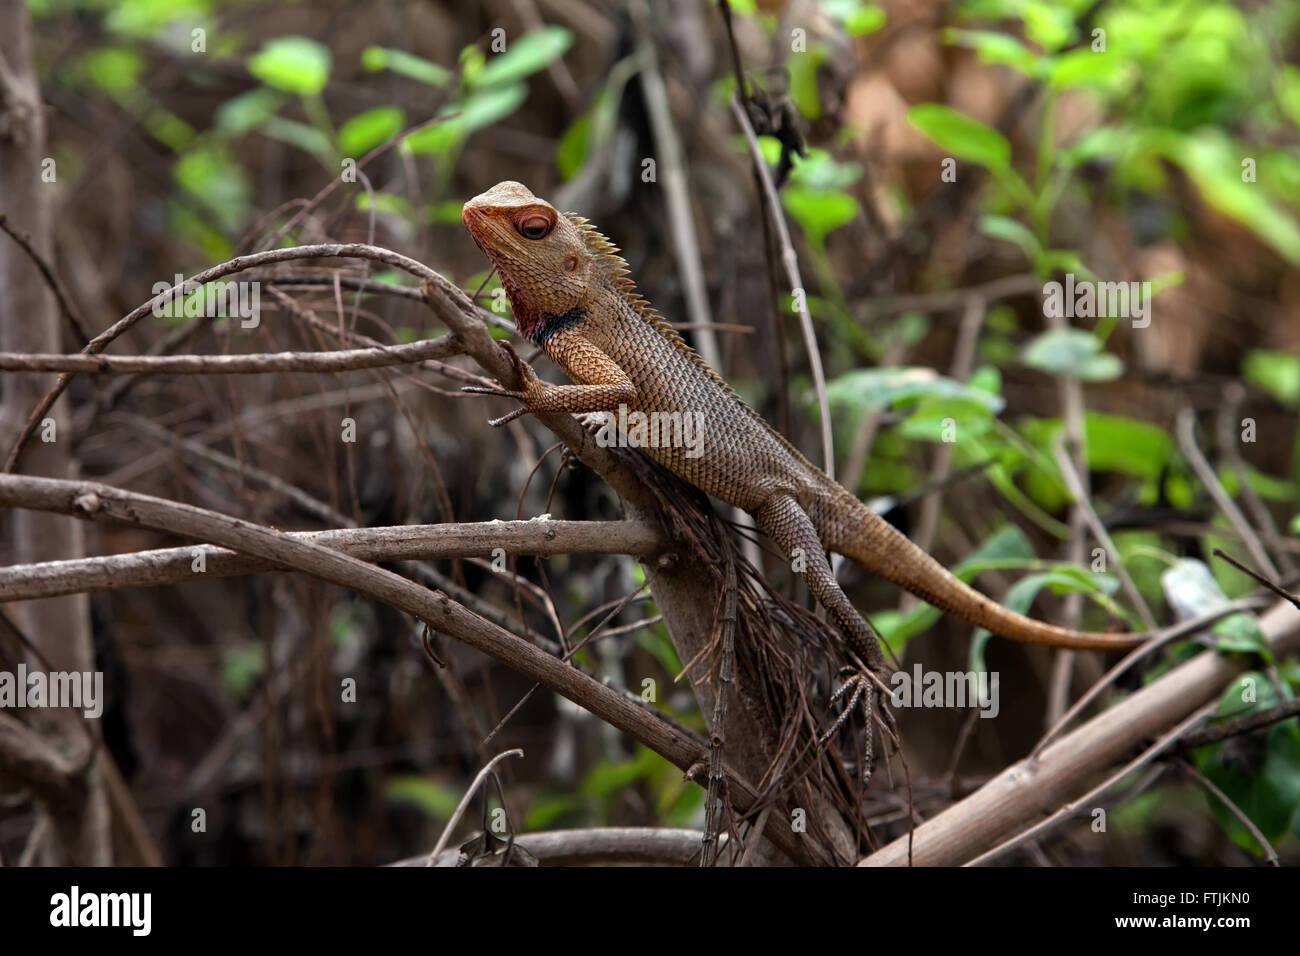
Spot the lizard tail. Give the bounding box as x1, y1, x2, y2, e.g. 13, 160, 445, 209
810, 485, 1149, 651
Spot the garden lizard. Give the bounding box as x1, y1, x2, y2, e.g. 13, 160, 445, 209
461, 181, 1149, 676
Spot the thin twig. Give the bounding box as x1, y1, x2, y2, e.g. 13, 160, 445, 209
426, 749, 524, 865
1176, 408, 1278, 581
1051, 433, 1158, 630
0, 213, 90, 344
0, 336, 458, 374
1175, 758, 1279, 865
730, 95, 835, 479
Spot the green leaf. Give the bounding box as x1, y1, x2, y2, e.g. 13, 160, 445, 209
781, 187, 858, 247
1021, 329, 1123, 382
1280, 66, 1300, 128
1165, 131, 1300, 265
216, 88, 285, 136
826, 367, 1006, 417
385, 775, 461, 820
260, 116, 334, 163
1062, 126, 1136, 166
1213, 614, 1270, 656
1081, 413, 1173, 481
979, 213, 1042, 262
338, 106, 405, 157
1243, 350, 1300, 407
247, 36, 331, 97
1195, 674, 1300, 854
581, 747, 660, 798
81, 47, 143, 96
1048, 48, 1127, 91
897, 397, 996, 441
908, 103, 1011, 171
556, 113, 592, 181
174, 144, 250, 231
787, 44, 826, 119
1022, 0, 1074, 52
406, 84, 529, 156
944, 29, 1041, 75
105, 0, 210, 38
523, 794, 582, 830
844, 5, 887, 36
478, 26, 574, 87
787, 148, 864, 191
361, 46, 451, 87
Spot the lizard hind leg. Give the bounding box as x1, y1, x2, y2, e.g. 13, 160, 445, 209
754, 495, 891, 678
755, 494, 895, 783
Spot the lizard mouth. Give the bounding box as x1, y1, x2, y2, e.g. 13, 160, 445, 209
461, 205, 497, 262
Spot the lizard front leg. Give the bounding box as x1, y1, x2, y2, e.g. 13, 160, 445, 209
462, 336, 636, 427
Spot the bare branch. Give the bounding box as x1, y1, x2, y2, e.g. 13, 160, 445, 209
0, 335, 458, 374
0, 518, 665, 603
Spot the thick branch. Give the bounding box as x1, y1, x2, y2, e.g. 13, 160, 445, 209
859, 598, 1300, 866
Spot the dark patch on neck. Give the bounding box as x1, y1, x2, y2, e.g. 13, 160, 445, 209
529, 306, 585, 346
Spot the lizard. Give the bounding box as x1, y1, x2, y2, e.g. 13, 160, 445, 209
459, 180, 1151, 679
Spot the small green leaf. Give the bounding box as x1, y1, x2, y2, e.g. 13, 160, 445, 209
979, 213, 1042, 261
556, 113, 592, 181
844, 5, 887, 36
216, 88, 285, 136
361, 46, 451, 86
1049, 49, 1127, 91
826, 367, 1006, 416
1243, 350, 1300, 407
908, 103, 1011, 171
897, 397, 995, 441
174, 144, 250, 230
338, 106, 405, 157
781, 187, 858, 247
247, 36, 331, 96
1022, 0, 1074, 52
1279, 65, 1300, 128
478, 26, 573, 88
386, 775, 461, 820
406, 84, 529, 155
944, 29, 1041, 75
1213, 614, 1270, 657
260, 116, 334, 163
81, 47, 143, 96
1022, 329, 1123, 382
1166, 131, 1300, 265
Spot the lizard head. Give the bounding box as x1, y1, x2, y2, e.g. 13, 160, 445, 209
462, 181, 597, 340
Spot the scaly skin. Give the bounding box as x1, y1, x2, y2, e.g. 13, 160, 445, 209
461, 181, 1149, 673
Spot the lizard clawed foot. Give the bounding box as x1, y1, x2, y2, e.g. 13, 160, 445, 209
460, 341, 545, 427
819, 666, 891, 785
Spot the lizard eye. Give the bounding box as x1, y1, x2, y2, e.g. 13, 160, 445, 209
516, 214, 553, 240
